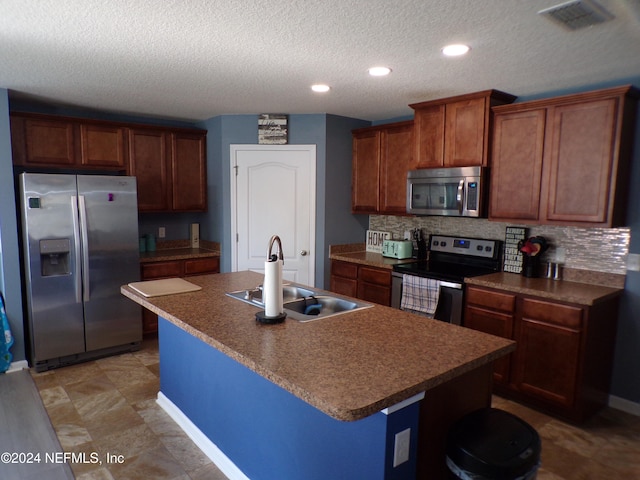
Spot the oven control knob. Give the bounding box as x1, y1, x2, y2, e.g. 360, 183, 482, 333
485, 246, 492, 252
441, 241, 446, 247
433, 241, 439, 246
477, 245, 483, 251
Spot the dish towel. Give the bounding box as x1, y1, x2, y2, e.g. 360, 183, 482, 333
401, 274, 441, 317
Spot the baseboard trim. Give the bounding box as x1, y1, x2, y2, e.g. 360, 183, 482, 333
156, 392, 250, 480
609, 394, 640, 417
6, 360, 29, 374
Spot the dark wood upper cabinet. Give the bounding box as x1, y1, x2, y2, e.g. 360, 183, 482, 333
490, 85, 638, 227
11, 116, 76, 167
170, 132, 207, 211
80, 123, 127, 168
10, 112, 207, 213
352, 128, 381, 213
410, 90, 516, 168
352, 121, 414, 214
128, 128, 170, 211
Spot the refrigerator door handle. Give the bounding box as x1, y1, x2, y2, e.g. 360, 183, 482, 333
78, 195, 91, 302
71, 196, 83, 303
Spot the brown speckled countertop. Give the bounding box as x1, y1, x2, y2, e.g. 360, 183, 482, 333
121, 271, 514, 421
139, 239, 220, 263
465, 272, 623, 306
329, 243, 415, 269
139, 247, 219, 263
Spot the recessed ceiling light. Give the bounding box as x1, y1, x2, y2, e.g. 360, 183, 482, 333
311, 84, 330, 93
442, 44, 470, 56
368, 66, 392, 77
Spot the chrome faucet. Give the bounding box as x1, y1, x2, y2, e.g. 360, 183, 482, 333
267, 235, 284, 264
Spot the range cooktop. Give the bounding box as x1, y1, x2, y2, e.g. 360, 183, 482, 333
392, 235, 503, 283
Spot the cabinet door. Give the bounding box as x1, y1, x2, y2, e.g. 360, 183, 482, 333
357, 282, 391, 306
352, 130, 380, 213
171, 132, 207, 211
330, 276, 358, 298
21, 118, 76, 166
413, 105, 445, 168
80, 124, 127, 168
541, 98, 618, 224
444, 97, 486, 167
379, 122, 414, 214
513, 298, 583, 409
464, 287, 516, 385
330, 261, 358, 297
489, 109, 546, 221
129, 129, 170, 211
465, 306, 514, 384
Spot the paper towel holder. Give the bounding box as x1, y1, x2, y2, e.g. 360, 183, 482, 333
256, 235, 287, 324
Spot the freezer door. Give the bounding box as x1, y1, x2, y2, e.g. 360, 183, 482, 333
20, 173, 86, 362
77, 175, 142, 351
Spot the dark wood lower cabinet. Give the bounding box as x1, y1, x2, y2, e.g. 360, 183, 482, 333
330, 260, 391, 306
464, 285, 619, 422
140, 256, 219, 335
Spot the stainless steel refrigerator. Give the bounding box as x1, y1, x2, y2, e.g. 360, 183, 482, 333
19, 173, 141, 371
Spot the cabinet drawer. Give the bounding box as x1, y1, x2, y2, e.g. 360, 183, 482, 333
357, 283, 391, 306
358, 266, 391, 286
521, 298, 582, 329
466, 286, 516, 313
141, 261, 183, 279
184, 257, 220, 275
331, 260, 358, 279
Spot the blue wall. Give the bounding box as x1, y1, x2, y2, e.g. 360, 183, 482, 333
0, 89, 25, 362
196, 113, 369, 287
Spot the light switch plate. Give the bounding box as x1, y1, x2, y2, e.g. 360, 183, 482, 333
627, 253, 640, 271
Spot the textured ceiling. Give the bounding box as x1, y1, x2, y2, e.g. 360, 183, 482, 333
1, 0, 639, 122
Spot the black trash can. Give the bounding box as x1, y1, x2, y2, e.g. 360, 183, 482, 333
446, 408, 541, 480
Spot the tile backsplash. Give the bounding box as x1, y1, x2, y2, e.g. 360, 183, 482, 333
369, 215, 630, 276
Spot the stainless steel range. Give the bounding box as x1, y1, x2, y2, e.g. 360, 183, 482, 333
391, 235, 502, 324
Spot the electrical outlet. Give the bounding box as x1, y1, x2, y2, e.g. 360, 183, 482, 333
158, 227, 166, 239
555, 247, 566, 263
404, 230, 412, 241
393, 428, 411, 467
627, 253, 640, 272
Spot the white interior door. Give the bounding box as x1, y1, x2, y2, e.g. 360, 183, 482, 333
231, 145, 316, 285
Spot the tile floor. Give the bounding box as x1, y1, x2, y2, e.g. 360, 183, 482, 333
30, 338, 640, 480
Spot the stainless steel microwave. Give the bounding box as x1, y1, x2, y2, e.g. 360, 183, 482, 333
406, 166, 486, 217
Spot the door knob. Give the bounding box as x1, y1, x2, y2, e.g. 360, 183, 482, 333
300, 250, 308, 256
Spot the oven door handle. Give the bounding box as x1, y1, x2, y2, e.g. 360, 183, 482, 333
391, 272, 462, 290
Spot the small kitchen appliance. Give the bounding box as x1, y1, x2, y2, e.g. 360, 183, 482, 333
382, 240, 413, 259
407, 166, 487, 217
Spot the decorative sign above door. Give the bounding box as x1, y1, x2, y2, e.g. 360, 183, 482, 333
258, 114, 288, 144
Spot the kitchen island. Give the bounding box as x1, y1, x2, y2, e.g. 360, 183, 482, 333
121, 271, 515, 479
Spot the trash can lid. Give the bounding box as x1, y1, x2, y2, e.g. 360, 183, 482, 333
446, 408, 541, 479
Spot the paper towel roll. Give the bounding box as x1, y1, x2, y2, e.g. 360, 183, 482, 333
263, 260, 284, 317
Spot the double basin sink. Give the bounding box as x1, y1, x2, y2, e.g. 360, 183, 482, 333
226, 284, 373, 322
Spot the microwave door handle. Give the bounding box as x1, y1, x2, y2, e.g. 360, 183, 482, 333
456, 179, 464, 215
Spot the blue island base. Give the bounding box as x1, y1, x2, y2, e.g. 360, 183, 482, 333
158, 317, 422, 480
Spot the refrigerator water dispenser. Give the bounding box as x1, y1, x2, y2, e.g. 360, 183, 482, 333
39, 238, 71, 276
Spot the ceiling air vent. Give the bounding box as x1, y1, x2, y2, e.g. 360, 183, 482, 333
538, 0, 614, 30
